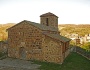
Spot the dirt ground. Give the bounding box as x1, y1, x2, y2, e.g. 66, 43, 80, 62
0, 58, 40, 70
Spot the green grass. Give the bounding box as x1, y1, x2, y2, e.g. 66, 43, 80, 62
32, 52, 90, 70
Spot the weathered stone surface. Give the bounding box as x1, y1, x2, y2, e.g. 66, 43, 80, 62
0, 58, 40, 70
0, 41, 8, 53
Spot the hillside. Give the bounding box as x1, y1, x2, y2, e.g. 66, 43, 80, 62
0, 24, 90, 41
0, 23, 15, 41
58, 24, 90, 36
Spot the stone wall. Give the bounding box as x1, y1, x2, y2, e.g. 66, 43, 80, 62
40, 16, 58, 30
7, 20, 70, 64
8, 21, 43, 60
0, 41, 8, 53
42, 35, 62, 63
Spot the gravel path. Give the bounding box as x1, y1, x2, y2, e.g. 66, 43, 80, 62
0, 58, 40, 70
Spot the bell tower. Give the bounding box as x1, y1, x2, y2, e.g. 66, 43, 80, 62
40, 12, 58, 30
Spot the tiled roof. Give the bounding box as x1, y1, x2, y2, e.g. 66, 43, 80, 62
43, 33, 71, 42
7, 20, 58, 32
26, 20, 58, 31
40, 12, 58, 17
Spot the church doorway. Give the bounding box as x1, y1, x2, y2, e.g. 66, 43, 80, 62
19, 47, 26, 59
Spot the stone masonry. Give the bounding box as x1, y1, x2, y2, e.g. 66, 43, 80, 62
7, 12, 71, 64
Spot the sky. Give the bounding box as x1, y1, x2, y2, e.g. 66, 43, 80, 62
0, 0, 90, 24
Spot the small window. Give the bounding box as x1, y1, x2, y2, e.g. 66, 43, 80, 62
46, 18, 49, 26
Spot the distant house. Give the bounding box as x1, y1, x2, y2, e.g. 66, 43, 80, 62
72, 34, 90, 45
70, 33, 79, 40
75, 38, 80, 44
84, 34, 90, 43
7, 12, 71, 64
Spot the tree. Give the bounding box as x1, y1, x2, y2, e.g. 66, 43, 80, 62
82, 42, 90, 52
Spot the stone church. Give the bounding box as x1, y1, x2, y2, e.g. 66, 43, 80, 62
7, 12, 71, 64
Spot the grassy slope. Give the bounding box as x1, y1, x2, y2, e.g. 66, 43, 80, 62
61, 52, 90, 70
32, 52, 90, 70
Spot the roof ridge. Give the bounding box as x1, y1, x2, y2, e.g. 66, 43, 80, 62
26, 20, 58, 31
40, 12, 58, 17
